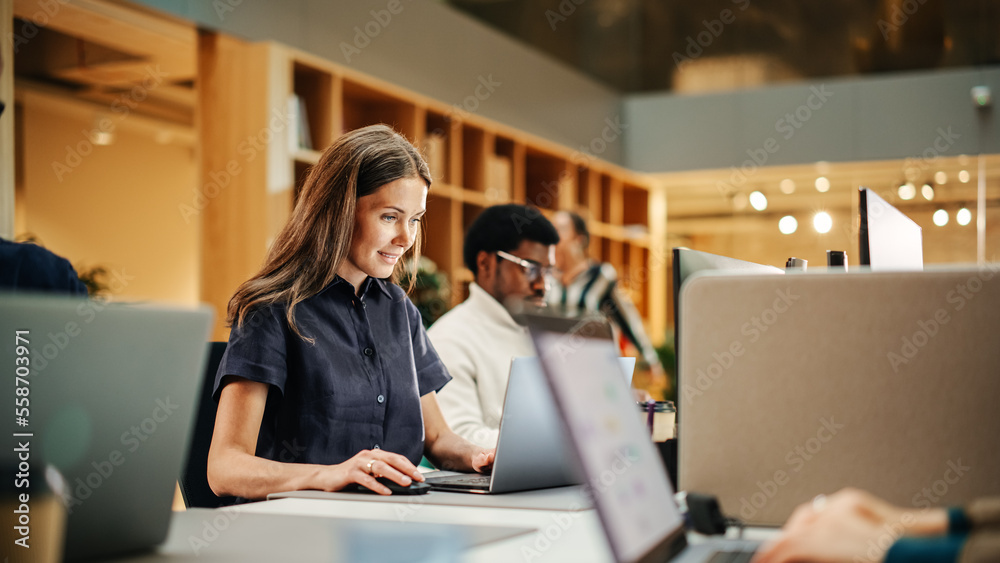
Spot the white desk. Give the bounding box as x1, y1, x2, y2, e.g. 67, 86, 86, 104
129, 487, 778, 562
242, 489, 613, 562
236, 493, 779, 561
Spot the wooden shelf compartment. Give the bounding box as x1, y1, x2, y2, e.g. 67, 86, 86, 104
422, 110, 452, 185
600, 175, 623, 225
486, 135, 519, 204
461, 200, 486, 235
599, 174, 613, 223
291, 61, 336, 152
622, 182, 650, 228
524, 149, 566, 211
590, 234, 605, 262
602, 238, 623, 268
461, 124, 489, 193
342, 79, 418, 140
620, 242, 649, 318
422, 195, 453, 264
574, 166, 593, 214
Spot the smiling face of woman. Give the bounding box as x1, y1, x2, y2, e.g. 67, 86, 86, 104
338, 176, 428, 292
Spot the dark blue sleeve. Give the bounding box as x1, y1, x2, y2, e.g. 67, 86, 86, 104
0, 240, 88, 296
884, 535, 966, 563
48, 254, 88, 296
406, 296, 451, 396
213, 307, 289, 400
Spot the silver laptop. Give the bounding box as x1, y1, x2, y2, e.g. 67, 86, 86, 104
1, 294, 213, 560
426, 355, 635, 494
531, 327, 758, 563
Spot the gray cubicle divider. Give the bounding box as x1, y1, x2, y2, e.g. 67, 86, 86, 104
678, 267, 1000, 526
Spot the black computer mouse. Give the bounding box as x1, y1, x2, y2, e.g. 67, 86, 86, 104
343, 477, 431, 495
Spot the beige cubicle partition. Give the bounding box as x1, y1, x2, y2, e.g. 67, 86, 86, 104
679, 268, 1000, 526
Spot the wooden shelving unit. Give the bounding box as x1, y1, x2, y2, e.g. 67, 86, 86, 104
198, 33, 667, 345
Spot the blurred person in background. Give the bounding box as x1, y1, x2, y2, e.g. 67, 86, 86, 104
548, 210, 667, 397
429, 204, 559, 448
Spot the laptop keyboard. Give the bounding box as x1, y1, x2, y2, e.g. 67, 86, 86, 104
708, 550, 755, 563
425, 474, 491, 486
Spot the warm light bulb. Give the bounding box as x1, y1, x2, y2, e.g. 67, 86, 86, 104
956, 208, 972, 226
898, 183, 916, 200
815, 177, 830, 193
921, 184, 934, 201
933, 209, 949, 226
813, 212, 832, 234
749, 191, 768, 211
779, 215, 797, 234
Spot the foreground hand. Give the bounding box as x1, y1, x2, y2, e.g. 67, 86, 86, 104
751, 488, 947, 563
317, 449, 425, 495
471, 448, 496, 474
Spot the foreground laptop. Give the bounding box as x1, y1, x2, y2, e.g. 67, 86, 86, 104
1, 295, 212, 560
426, 355, 635, 494
531, 326, 758, 563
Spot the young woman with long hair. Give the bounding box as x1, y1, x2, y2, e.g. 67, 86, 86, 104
207, 125, 494, 500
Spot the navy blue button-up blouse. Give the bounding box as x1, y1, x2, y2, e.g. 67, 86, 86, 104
213, 276, 451, 468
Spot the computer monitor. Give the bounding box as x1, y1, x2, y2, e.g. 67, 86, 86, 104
858, 187, 924, 270
671, 248, 783, 418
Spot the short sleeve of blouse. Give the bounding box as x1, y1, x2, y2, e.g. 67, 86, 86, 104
213, 307, 289, 400
405, 296, 451, 396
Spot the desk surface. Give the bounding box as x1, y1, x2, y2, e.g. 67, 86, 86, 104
125, 493, 778, 562
241, 496, 611, 562
118, 507, 535, 562
239, 495, 778, 562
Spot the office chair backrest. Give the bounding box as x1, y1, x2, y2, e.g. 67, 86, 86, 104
180, 341, 235, 508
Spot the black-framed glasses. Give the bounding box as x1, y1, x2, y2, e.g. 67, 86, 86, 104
496, 250, 552, 282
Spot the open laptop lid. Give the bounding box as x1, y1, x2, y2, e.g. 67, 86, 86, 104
530, 326, 686, 563
486, 357, 583, 493
1, 294, 212, 560
488, 355, 639, 494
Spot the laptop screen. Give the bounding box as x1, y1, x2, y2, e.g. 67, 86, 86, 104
1, 295, 213, 560
858, 188, 923, 270
532, 331, 684, 563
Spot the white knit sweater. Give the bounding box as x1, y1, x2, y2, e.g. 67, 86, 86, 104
427, 283, 535, 448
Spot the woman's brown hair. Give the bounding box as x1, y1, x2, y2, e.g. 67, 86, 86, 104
227, 124, 431, 341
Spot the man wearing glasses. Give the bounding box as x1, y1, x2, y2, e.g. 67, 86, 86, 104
428, 204, 559, 448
